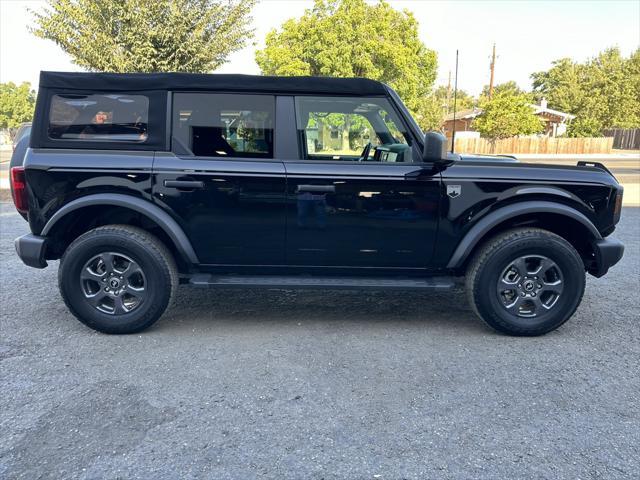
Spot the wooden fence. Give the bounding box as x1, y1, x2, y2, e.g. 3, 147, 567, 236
451, 136, 614, 154
603, 128, 640, 150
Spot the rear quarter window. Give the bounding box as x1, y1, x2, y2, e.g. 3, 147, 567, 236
48, 94, 149, 143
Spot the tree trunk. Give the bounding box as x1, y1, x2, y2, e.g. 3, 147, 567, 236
342, 115, 351, 152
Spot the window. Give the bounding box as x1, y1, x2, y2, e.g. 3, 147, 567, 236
295, 96, 411, 162
48, 94, 149, 142
172, 93, 274, 158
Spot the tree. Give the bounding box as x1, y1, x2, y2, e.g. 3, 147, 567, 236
531, 58, 583, 114
480, 81, 524, 101
255, 0, 437, 114
0, 82, 36, 139
531, 47, 640, 136
438, 86, 474, 113
413, 95, 448, 132
412, 86, 475, 132
473, 90, 543, 143
32, 0, 256, 73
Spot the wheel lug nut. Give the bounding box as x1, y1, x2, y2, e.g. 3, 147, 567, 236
531, 292, 536, 297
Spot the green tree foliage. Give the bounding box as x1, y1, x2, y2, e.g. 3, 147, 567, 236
473, 90, 543, 141
32, 0, 256, 72
255, 0, 437, 113
531, 47, 640, 136
440, 86, 475, 113
480, 80, 524, 101
0, 82, 36, 137
413, 95, 448, 132
413, 86, 474, 132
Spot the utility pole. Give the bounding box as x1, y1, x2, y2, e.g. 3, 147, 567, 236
446, 70, 452, 113
451, 50, 459, 154
488, 43, 496, 100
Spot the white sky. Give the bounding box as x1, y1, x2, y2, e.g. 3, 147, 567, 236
1, 0, 639, 96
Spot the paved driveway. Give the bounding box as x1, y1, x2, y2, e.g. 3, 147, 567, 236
1, 204, 638, 479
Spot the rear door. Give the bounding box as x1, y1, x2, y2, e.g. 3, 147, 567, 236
153, 92, 287, 266
283, 95, 441, 270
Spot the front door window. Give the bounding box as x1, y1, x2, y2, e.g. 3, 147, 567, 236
295, 96, 413, 163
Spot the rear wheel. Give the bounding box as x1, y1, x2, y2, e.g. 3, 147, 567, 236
466, 228, 585, 336
59, 225, 177, 334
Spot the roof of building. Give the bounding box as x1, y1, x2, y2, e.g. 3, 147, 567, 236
443, 103, 575, 123
38, 71, 389, 96
444, 107, 483, 122
531, 103, 576, 120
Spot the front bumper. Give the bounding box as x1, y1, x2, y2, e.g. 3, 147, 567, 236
590, 237, 624, 277
15, 234, 48, 269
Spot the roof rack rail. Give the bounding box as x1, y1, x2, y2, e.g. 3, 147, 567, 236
577, 161, 613, 176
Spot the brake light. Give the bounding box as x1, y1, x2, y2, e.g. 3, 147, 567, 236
10, 167, 28, 214
613, 189, 623, 224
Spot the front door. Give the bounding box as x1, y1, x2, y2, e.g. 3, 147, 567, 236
153, 92, 286, 266
285, 95, 441, 270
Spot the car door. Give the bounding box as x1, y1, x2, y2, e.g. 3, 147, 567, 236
153, 92, 287, 266
284, 95, 441, 270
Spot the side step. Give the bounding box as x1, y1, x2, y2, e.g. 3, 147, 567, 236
188, 274, 455, 290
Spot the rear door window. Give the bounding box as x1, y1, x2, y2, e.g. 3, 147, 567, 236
172, 93, 275, 158
48, 93, 149, 142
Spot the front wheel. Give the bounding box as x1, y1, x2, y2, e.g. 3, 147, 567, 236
59, 225, 177, 334
466, 228, 586, 336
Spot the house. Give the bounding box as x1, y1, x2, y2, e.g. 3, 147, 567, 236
442, 99, 575, 138
531, 98, 576, 137
442, 108, 483, 138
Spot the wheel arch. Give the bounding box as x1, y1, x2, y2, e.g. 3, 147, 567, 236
41, 193, 199, 267
447, 201, 602, 271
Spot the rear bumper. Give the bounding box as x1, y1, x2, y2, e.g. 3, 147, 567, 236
590, 237, 624, 277
15, 234, 48, 269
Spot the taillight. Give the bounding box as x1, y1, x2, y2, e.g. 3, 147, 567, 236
10, 166, 28, 215
613, 189, 623, 224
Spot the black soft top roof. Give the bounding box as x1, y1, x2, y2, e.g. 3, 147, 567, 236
39, 71, 389, 96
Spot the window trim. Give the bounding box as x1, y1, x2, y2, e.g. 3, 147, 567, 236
169, 91, 277, 161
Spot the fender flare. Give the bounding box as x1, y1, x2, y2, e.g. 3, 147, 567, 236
446, 200, 602, 269
41, 193, 199, 264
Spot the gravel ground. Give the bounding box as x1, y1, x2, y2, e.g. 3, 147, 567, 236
1, 204, 638, 480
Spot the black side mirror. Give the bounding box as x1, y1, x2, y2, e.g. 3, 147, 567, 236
422, 131, 448, 163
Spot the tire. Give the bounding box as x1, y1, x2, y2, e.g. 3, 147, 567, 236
59, 225, 178, 334
466, 228, 585, 336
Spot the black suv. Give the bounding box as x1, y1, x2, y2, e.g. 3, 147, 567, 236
12, 71, 624, 335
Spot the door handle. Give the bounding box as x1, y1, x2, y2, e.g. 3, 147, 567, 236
164, 180, 205, 190
297, 184, 336, 193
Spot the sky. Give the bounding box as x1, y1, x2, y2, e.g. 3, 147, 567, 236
1, 0, 639, 96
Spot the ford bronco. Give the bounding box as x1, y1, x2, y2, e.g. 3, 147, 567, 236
11, 71, 624, 335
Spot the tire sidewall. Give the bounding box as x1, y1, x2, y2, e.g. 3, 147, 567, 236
60, 231, 171, 333
475, 235, 585, 334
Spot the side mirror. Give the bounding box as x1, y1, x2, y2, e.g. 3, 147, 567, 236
422, 131, 448, 163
